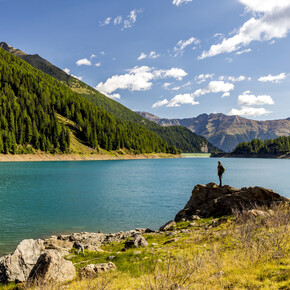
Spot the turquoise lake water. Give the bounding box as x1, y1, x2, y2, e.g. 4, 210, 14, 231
0, 158, 289, 256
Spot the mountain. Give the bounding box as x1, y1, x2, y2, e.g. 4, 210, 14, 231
0, 47, 178, 154
137, 112, 290, 152
0, 42, 219, 153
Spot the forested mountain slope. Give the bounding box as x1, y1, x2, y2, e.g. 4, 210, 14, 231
0, 42, 218, 153
0, 48, 178, 154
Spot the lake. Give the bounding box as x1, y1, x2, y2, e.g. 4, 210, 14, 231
0, 157, 289, 256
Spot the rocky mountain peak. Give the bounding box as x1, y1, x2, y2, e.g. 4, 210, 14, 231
0, 42, 26, 56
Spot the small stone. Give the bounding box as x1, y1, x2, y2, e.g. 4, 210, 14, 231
107, 256, 116, 261
159, 221, 177, 231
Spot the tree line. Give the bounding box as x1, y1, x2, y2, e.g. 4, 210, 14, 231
231, 136, 290, 156
0, 48, 179, 154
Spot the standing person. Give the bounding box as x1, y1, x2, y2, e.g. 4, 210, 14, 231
217, 161, 225, 187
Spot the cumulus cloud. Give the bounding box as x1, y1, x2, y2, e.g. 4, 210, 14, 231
99, 17, 111, 27
193, 81, 235, 97
76, 58, 92, 66
229, 107, 271, 117
95, 62, 101, 67
199, 1, 290, 59
172, 0, 192, 7
222, 92, 230, 98
152, 99, 169, 108
194, 73, 214, 84
173, 37, 200, 56
163, 82, 172, 89
167, 94, 199, 107
137, 52, 147, 61
238, 91, 274, 105
96, 66, 187, 98
258, 72, 286, 83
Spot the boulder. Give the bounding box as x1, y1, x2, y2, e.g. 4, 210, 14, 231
175, 183, 289, 221
28, 250, 76, 285
124, 234, 148, 249
159, 221, 177, 231
0, 239, 45, 283
78, 262, 116, 279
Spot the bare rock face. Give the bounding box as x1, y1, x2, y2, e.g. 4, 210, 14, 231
78, 262, 116, 279
28, 250, 76, 285
175, 183, 288, 221
0, 239, 45, 283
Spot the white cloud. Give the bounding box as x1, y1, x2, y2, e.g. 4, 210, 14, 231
149, 51, 160, 59
229, 107, 271, 117
163, 82, 172, 89
238, 91, 274, 106
152, 99, 169, 108
258, 72, 286, 83
90, 54, 97, 59
167, 94, 199, 107
106, 93, 121, 100
172, 0, 192, 7
114, 16, 122, 25
222, 92, 230, 98
199, 1, 290, 59
99, 17, 111, 27
63, 68, 82, 80
95, 62, 101, 67
76, 58, 92, 66
137, 52, 147, 61
123, 9, 142, 29
219, 75, 246, 82
172, 87, 180, 91
138, 51, 160, 61
236, 48, 252, 55
100, 51, 105, 55
194, 73, 214, 84
63, 68, 70, 74
193, 81, 235, 97
173, 37, 200, 56
96, 66, 187, 97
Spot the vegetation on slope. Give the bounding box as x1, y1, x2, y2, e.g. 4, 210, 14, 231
231, 136, 290, 157
0, 48, 178, 154
3, 204, 288, 289
0, 42, 218, 153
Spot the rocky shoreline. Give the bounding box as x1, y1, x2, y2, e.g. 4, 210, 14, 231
0, 183, 288, 286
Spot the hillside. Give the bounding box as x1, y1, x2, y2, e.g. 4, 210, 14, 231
227, 135, 290, 158
0, 42, 219, 153
0, 47, 178, 155
137, 112, 290, 152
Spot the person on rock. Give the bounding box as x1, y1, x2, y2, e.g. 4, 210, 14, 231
217, 161, 225, 187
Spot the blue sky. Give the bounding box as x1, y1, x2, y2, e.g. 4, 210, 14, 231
1, 0, 290, 120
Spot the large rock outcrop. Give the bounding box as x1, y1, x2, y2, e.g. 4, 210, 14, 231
175, 183, 288, 221
0, 239, 45, 283
28, 250, 76, 285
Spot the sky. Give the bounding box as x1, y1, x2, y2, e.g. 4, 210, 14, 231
1, 0, 290, 120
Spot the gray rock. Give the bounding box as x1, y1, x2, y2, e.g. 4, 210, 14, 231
175, 183, 289, 220
78, 262, 116, 279
124, 234, 149, 249
159, 221, 177, 231
28, 250, 76, 285
0, 239, 45, 283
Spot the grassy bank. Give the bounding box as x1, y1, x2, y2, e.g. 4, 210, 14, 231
3, 204, 288, 289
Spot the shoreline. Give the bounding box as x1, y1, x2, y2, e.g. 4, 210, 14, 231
0, 152, 182, 162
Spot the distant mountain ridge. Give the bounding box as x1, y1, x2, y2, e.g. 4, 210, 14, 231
1, 42, 219, 153
136, 112, 290, 152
